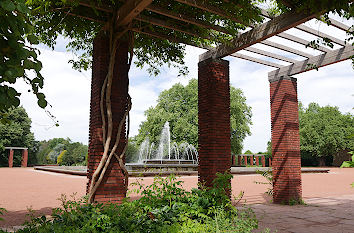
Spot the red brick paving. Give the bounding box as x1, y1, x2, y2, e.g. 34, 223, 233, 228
1, 167, 354, 232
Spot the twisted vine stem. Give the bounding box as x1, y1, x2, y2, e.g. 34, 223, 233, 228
88, 16, 134, 203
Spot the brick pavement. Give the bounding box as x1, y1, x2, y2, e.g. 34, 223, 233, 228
1, 167, 354, 232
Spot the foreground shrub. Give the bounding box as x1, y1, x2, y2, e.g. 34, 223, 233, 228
18, 173, 260, 233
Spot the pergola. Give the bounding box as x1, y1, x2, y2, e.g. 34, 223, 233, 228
62, 0, 353, 204
4, 147, 28, 168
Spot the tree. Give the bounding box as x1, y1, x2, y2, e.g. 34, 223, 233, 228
299, 102, 354, 166
36, 137, 88, 165
244, 150, 253, 154
0, 0, 46, 117
0, 107, 36, 166
135, 79, 252, 155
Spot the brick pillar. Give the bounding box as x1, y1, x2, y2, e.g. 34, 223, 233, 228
269, 76, 301, 204
238, 155, 242, 166
256, 156, 259, 166
87, 32, 129, 203
198, 58, 230, 187
8, 149, 13, 168
21, 149, 28, 167
250, 155, 254, 166
261, 156, 265, 167
232, 155, 236, 166
244, 156, 248, 166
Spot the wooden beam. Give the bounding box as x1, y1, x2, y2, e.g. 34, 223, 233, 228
131, 27, 212, 50
146, 4, 232, 34
328, 18, 351, 31
135, 15, 211, 39
277, 32, 332, 53
78, 0, 113, 13
261, 40, 313, 58
268, 45, 354, 81
244, 47, 298, 63
231, 53, 285, 68
199, 10, 317, 61
116, 0, 153, 27
296, 24, 346, 46
174, 0, 247, 25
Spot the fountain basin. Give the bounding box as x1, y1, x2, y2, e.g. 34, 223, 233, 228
125, 162, 197, 172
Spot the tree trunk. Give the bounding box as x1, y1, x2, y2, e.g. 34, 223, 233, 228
318, 157, 326, 167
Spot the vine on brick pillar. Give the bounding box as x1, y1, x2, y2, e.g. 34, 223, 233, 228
87, 16, 134, 203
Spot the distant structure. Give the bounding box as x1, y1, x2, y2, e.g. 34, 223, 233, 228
4, 147, 28, 168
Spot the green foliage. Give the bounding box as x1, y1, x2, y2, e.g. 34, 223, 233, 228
340, 152, 354, 168
136, 79, 252, 154
36, 138, 87, 165
0, 107, 36, 166
255, 169, 273, 196
18, 173, 261, 233
0, 207, 6, 221
125, 138, 140, 163
244, 150, 253, 154
27, 0, 264, 76
0, 0, 46, 114
299, 102, 354, 164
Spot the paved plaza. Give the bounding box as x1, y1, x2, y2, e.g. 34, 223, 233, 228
1, 167, 354, 232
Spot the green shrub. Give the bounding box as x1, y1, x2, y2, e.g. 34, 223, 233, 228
17, 173, 261, 233
340, 152, 354, 168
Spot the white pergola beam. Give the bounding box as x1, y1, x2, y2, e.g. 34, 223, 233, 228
199, 11, 317, 61
261, 40, 313, 58
231, 53, 285, 68
296, 24, 346, 46
244, 47, 298, 63
268, 45, 354, 81
328, 18, 351, 31
277, 32, 332, 53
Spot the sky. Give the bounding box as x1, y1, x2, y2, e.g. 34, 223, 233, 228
14, 17, 354, 153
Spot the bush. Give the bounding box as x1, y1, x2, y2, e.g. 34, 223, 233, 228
18, 173, 261, 233
340, 152, 354, 168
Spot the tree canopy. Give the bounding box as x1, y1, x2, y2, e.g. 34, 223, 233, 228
36, 137, 88, 165
135, 79, 252, 155
0, 0, 46, 117
299, 102, 354, 165
0, 107, 36, 166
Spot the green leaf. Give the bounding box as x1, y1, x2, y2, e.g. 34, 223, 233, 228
0, 0, 16, 12
37, 98, 47, 108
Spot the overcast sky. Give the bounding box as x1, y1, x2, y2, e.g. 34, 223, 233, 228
14, 17, 354, 153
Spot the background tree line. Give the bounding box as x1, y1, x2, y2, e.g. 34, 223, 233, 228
0, 107, 88, 167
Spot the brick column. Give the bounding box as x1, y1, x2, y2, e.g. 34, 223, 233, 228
269, 76, 301, 204
21, 149, 28, 167
8, 149, 13, 168
250, 155, 254, 166
255, 156, 259, 166
238, 155, 242, 166
198, 58, 230, 187
261, 156, 265, 167
87, 32, 129, 203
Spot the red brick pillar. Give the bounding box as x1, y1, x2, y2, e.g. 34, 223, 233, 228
255, 156, 259, 166
87, 32, 129, 203
250, 155, 254, 166
232, 155, 236, 166
269, 76, 301, 204
198, 58, 230, 187
21, 149, 28, 167
244, 156, 248, 166
261, 156, 265, 167
8, 149, 13, 168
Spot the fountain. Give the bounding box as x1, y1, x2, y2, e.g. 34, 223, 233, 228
125, 121, 198, 174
